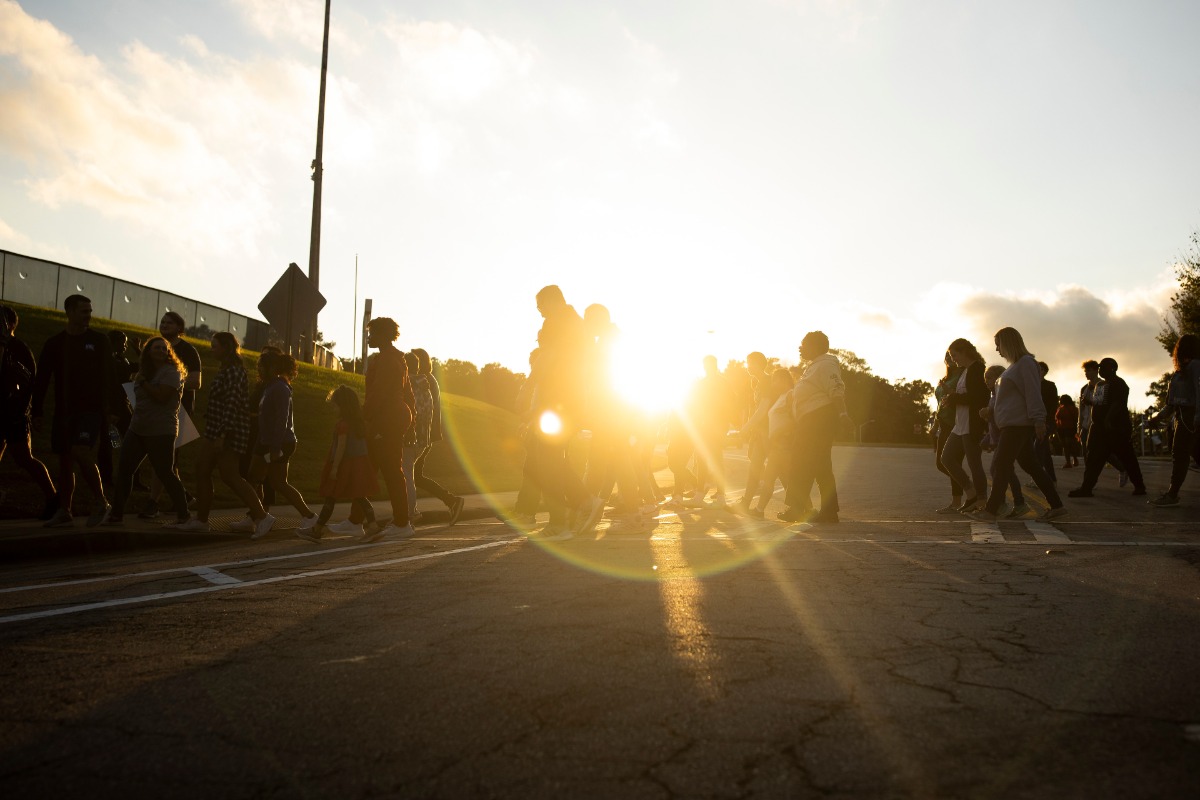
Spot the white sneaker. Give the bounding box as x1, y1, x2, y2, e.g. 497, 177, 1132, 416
297, 514, 319, 531
43, 508, 75, 528
543, 525, 574, 542
573, 497, 605, 535
327, 519, 365, 535
166, 518, 210, 532
86, 503, 112, 528
251, 513, 276, 540
381, 523, 416, 540
229, 517, 255, 533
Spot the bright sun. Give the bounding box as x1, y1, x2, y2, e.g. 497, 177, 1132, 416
607, 336, 700, 414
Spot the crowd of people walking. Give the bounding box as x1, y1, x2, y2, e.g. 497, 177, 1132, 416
0, 291, 1195, 542
0, 295, 466, 542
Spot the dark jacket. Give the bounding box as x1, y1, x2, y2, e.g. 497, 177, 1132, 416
363, 346, 414, 441
943, 360, 988, 439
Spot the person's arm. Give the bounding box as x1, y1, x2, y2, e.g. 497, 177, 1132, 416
31, 336, 58, 421
181, 344, 202, 392
329, 432, 347, 477
1020, 360, 1047, 438
143, 367, 183, 404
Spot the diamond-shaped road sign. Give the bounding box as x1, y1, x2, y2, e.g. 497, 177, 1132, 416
258, 262, 327, 348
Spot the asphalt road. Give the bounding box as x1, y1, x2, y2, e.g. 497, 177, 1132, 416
1, 446, 1198, 798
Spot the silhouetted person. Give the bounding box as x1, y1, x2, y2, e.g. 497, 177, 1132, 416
32, 294, 124, 527
410, 348, 465, 524
526, 285, 602, 540
1036, 361, 1058, 484
0, 305, 57, 518
939, 338, 989, 512
739, 351, 770, 513
1069, 358, 1145, 498
1147, 335, 1200, 506
362, 317, 417, 541
967, 327, 1065, 522
783, 331, 848, 524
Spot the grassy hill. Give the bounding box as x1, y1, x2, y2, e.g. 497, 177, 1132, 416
0, 301, 523, 518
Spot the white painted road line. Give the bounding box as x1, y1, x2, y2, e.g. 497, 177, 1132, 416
1025, 521, 1071, 544
970, 522, 1004, 543
0, 539, 521, 626
188, 567, 241, 586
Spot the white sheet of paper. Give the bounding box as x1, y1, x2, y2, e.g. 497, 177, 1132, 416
122, 381, 201, 449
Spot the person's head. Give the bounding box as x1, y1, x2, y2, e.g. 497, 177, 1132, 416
211, 331, 241, 364
403, 350, 419, 374
0, 305, 16, 335
1081, 359, 1099, 381
947, 338, 983, 369
63, 294, 92, 329
535, 285, 566, 318
746, 351, 768, 375
138, 336, 183, 381
327, 384, 365, 434
1098, 357, 1118, 379
159, 310, 185, 341
799, 331, 829, 362
702, 354, 719, 377
107, 329, 127, 353
1037, 360, 1049, 377
1059, 394, 1074, 406
771, 367, 794, 393
257, 351, 275, 380
367, 317, 399, 349
993, 327, 1031, 364
270, 352, 299, 382
984, 364, 1005, 389
1173, 334, 1199, 372
411, 347, 432, 375
583, 303, 610, 336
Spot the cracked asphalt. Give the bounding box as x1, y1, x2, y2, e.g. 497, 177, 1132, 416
1, 446, 1198, 798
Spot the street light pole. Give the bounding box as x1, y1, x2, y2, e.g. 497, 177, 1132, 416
306, 0, 332, 361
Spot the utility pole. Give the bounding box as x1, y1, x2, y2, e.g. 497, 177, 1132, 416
306, 0, 332, 362
351, 253, 358, 373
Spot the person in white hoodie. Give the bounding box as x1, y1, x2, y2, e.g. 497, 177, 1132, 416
782, 331, 849, 524
968, 327, 1066, 522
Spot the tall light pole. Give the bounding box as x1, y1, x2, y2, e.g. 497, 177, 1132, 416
306, 0, 332, 361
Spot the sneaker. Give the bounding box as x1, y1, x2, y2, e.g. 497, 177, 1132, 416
137, 508, 160, 520
1067, 488, 1093, 498
1150, 494, 1179, 507
573, 497, 605, 536
251, 513, 276, 540
229, 517, 255, 533
43, 508, 74, 528
380, 523, 417, 540
296, 526, 324, 543
38, 498, 59, 521
776, 507, 808, 523
543, 524, 574, 542
966, 509, 998, 522
359, 524, 384, 544
936, 503, 962, 514
297, 514, 319, 531
86, 503, 112, 528
327, 519, 365, 535
166, 518, 210, 532
1119, 472, 1129, 488
957, 497, 980, 514
509, 512, 537, 528
1131, 486, 1147, 497
745, 507, 765, 519
447, 496, 466, 526
1005, 503, 1032, 519
1037, 506, 1068, 522
708, 495, 729, 510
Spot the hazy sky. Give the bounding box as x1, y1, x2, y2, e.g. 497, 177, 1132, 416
1, 0, 1196, 405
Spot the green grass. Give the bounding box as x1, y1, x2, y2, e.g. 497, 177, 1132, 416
0, 302, 523, 517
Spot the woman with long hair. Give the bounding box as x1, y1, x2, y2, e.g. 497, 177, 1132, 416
932, 351, 965, 513
177, 333, 274, 535
938, 338, 989, 511
106, 336, 191, 526
968, 328, 1066, 522
247, 352, 318, 537
1148, 333, 1199, 506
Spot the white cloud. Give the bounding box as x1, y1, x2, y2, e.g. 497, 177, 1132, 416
0, 1, 319, 263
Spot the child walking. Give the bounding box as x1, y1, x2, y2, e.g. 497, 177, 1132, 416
296, 385, 378, 542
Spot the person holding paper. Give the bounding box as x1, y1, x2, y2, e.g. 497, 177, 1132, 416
105, 337, 192, 526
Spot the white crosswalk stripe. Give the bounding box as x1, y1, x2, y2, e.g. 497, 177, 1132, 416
970, 521, 1004, 543
1024, 521, 1071, 544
